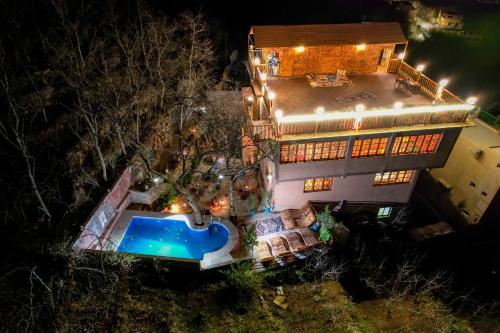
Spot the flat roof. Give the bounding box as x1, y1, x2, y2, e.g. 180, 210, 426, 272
251, 22, 407, 48
266, 73, 433, 116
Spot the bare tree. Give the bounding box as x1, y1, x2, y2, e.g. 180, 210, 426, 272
0, 57, 52, 222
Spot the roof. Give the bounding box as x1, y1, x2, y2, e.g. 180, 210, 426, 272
251, 22, 407, 48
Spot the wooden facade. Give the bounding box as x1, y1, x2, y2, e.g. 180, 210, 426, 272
260, 43, 396, 77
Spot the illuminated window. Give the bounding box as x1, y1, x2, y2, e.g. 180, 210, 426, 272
374, 170, 415, 186
351, 137, 389, 158
391, 133, 442, 155
377, 207, 392, 218
280, 140, 347, 163
304, 177, 333, 192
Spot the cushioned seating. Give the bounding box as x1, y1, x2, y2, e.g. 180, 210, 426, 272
281, 202, 316, 230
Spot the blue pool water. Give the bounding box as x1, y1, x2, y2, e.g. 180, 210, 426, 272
117, 216, 229, 260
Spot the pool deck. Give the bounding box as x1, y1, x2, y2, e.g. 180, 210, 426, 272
105, 210, 243, 270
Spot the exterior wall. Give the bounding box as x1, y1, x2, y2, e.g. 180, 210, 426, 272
261, 43, 395, 77
74, 167, 132, 250
273, 171, 418, 210
430, 120, 500, 223
276, 127, 461, 181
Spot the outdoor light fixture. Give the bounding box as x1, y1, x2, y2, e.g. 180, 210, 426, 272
394, 101, 403, 109
398, 52, 405, 60
315, 106, 325, 115
439, 79, 449, 87
260, 72, 267, 81
170, 204, 180, 213
274, 109, 284, 119
294, 46, 305, 53
153, 177, 161, 184
416, 64, 425, 72
246, 96, 254, 102
355, 104, 365, 112
466, 96, 477, 105
218, 174, 224, 180
268, 91, 276, 100
254, 57, 261, 65
266, 173, 273, 182
355, 44, 367, 51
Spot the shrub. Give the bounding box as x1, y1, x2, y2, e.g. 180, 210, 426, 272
317, 205, 336, 243
243, 224, 258, 251
223, 261, 264, 293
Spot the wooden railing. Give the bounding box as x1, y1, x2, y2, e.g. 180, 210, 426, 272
389, 59, 465, 104
246, 58, 469, 140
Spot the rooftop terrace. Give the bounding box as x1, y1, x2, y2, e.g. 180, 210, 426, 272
266, 73, 432, 116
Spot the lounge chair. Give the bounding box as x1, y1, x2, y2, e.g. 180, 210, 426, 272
282, 232, 307, 252
268, 237, 291, 257
296, 228, 321, 247
256, 242, 274, 262
281, 202, 316, 230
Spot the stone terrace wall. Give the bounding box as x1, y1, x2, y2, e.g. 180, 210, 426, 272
73, 167, 132, 250
262, 43, 395, 77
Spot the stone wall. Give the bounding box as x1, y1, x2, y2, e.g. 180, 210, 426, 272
262, 43, 395, 77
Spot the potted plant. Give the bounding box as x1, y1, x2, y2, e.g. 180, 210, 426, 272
317, 205, 336, 244
248, 194, 257, 217
262, 191, 272, 213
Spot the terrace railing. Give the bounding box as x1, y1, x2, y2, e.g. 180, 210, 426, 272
246, 58, 470, 139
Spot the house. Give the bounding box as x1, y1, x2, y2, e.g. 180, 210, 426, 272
437, 7, 464, 30
430, 118, 500, 224
242, 22, 475, 213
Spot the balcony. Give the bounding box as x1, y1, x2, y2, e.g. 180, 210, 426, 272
244, 55, 474, 141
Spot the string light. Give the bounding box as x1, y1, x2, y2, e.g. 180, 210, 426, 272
416, 64, 425, 72
439, 79, 449, 87
275, 104, 474, 124
268, 91, 276, 100
466, 97, 477, 105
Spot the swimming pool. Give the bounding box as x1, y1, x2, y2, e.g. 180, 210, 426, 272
116, 216, 229, 260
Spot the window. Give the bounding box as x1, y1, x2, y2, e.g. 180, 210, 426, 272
280, 140, 347, 164
374, 170, 414, 186
391, 133, 442, 155
377, 207, 392, 218
351, 137, 389, 158
304, 177, 333, 192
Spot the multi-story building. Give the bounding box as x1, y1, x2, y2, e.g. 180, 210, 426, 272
430, 118, 499, 224
242, 22, 476, 214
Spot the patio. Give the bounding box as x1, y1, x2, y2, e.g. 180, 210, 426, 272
266, 73, 433, 116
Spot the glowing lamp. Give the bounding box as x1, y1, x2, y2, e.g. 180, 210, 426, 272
355, 104, 365, 112
466, 97, 477, 105
268, 91, 276, 100
260, 72, 267, 81
153, 177, 161, 184
394, 101, 403, 109
218, 174, 224, 180
170, 204, 180, 213
274, 109, 284, 119
398, 52, 405, 60
266, 173, 273, 182
439, 79, 449, 87
246, 96, 254, 102
315, 106, 325, 116
416, 64, 425, 72
254, 57, 261, 65
355, 44, 367, 51
294, 46, 305, 53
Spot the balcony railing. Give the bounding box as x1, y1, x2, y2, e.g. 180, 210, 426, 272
246, 58, 472, 140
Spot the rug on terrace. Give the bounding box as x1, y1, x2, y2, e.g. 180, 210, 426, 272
336, 91, 377, 106
255, 216, 284, 236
